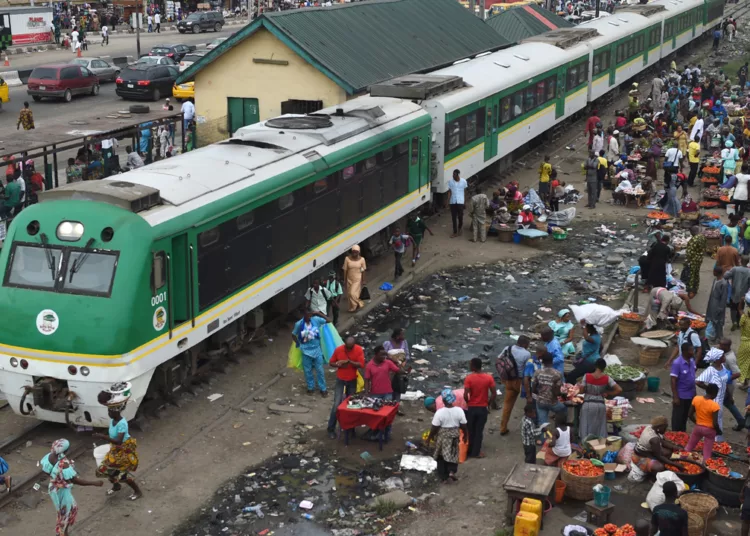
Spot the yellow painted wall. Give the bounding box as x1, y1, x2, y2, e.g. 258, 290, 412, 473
194, 28, 348, 145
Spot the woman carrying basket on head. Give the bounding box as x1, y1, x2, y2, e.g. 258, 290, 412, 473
93, 382, 143, 501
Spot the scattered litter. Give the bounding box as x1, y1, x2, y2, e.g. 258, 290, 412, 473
379, 283, 393, 291
242, 504, 264, 518
400, 391, 425, 401
399, 454, 437, 473
505, 275, 517, 283
413, 359, 430, 365
572, 510, 588, 523
637, 397, 655, 404
412, 344, 433, 352
299, 500, 314, 510
360, 451, 374, 462
207, 393, 224, 402
457, 296, 470, 302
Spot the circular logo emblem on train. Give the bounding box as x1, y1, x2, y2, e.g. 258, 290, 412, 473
36, 309, 59, 336
153, 306, 167, 331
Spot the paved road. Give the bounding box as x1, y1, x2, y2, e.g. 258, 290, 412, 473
1, 25, 239, 72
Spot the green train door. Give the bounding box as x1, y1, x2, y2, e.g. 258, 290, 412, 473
555, 71, 565, 118
608, 43, 617, 86
484, 100, 499, 161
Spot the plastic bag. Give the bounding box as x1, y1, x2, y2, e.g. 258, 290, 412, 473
627, 462, 646, 482
356, 371, 365, 393
546, 207, 577, 227
287, 343, 302, 370
705, 321, 716, 341
320, 323, 344, 360
616, 441, 636, 468
458, 430, 469, 464
646, 471, 685, 510
569, 303, 624, 328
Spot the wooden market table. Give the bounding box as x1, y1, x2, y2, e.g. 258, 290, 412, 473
502, 463, 560, 525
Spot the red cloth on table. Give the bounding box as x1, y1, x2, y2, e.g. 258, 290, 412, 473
336, 396, 399, 431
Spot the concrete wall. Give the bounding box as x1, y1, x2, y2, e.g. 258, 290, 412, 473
194, 28, 348, 146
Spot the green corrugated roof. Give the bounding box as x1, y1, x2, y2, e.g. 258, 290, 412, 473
177, 0, 511, 93
486, 4, 573, 44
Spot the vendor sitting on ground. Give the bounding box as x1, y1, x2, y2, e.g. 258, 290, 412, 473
517, 205, 535, 230
631, 415, 685, 475
548, 309, 576, 357
424, 388, 468, 413
646, 285, 699, 325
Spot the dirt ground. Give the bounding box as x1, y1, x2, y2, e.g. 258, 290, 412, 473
0, 18, 747, 536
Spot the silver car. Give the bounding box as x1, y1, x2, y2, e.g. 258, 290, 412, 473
179, 50, 209, 72
71, 57, 119, 82
134, 56, 177, 67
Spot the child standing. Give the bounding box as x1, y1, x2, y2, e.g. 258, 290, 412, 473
521, 404, 538, 464
406, 214, 433, 266
388, 227, 411, 280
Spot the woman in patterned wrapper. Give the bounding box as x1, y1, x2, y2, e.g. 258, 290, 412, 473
93, 382, 144, 501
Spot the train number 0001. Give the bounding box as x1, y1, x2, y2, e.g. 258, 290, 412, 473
151, 292, 167, 306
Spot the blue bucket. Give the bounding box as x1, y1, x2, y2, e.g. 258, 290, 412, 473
594, 485, 611, 507
512, 232, 522, 244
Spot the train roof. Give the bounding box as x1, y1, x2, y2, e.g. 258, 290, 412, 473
426, 40, 590, 112
577, 10, 653, 45
40, 96, 428, 234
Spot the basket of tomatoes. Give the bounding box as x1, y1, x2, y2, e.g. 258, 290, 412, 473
561, 460, 605, 501
594, 524, 636, 536
699, 201, 720, 208
618, 313, 644, 338
647, 211, 672, 221
705, 457, 747, 492
665, 459, 705, 485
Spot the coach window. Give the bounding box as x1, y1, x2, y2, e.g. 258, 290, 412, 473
577, 63, 587, 85
199, 228, 220, 248
311, 177, 329, 195
523, 87, 535, 110
411, 136, 420, 164
511, 92, 523, 119
278, 192, 295, 211
465, 113, 477, 142
500, 96, 511, 124
364, 156, 377, 171
546, 78, 556, 101
382, 146, 393, 162
567, 65, 577, 90
447, 119, 462, 152
236, 211, 254, 230
152, 251, 166, 292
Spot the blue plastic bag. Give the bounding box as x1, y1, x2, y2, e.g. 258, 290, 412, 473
320, 323, 344, 360
705, 321, 716, 341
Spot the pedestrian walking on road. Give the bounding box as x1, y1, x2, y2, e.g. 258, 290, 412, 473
739, 62, 748, 88
388, 226, 410, 279
147, 14, 153, 32
585, 151, 599, 208
101, 24, 108, 45
17, 102, 34, 131
427, 388, 468, 484
497, 336, 531, 435
154, 12, 161, 33
713, 27, 722, 49
463, 357, 497, 458
671, 342, 696, 432
40, 439, 103, 536
407, 214, 432, 266
707, 264, 729, 342
342, 245, 366, 312
447, 169, 468, 237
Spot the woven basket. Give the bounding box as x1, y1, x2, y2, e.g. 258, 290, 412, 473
687, 512, 704, 536
639, 346, 662, 366
679, 493, 718, 526
560, 467, 605, 501
498, 227, 514, 243
618, 316, 643, 338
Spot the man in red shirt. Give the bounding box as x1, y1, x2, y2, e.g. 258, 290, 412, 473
585, 109, 601, 150
364, 346, 402, 398
463, 357, 497, 458
327, 336, 365, 438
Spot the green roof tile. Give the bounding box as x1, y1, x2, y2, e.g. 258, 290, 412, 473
486, 4, 573, 44
177, 0, 511, 93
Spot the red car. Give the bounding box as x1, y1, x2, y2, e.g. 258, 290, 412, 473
27, 63, 100, 103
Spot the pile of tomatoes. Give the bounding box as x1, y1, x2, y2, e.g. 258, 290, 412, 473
665, 462, 703, 475
562, 459, 604, 477
594, 524, 636, 536
695, 441, 732, 455
705, 458, 725, 470
620, 312, 643, 321
664, 431, 690, 446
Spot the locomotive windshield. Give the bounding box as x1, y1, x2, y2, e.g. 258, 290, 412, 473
4, 243, 118, 297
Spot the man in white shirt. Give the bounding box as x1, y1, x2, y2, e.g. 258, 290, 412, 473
147, 14, 153, 32
447, 169, 468, 237
101, 25, 109, 46
181, 97, 195, 132
154, 12, 161, 33
690, 117, 704, 143
70, 29, 79, 53
125, 145, 144, 170
664, 146, 683, 185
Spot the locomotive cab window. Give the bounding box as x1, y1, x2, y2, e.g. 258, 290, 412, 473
152, 251, 166, 291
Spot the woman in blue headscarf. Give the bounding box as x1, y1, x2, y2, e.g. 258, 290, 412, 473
40, 439, 102, 536
426, 388, 468, 483
548, 309, 576, 357
722, 139, 739, 180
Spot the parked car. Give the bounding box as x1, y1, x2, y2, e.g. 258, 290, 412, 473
177, 11, 224, 33
27, 64, 99, 103
71, 57, 119, 82
206, 37, 227, 50
148, 44, 196, 62
172, 81, 194, 100
116, 64, 179, 101
179, 50, 209, 72
134, 55, 177, 66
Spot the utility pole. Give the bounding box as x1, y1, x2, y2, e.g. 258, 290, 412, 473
136, 6, 142, 58
595, 0, 600, 18
479, 0, 485, 19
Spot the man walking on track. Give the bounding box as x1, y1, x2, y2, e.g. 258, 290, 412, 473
447, 169, 468, 238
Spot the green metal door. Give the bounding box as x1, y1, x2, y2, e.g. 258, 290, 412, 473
608, 44, 616, 86
171, 234, 190, 326
227, 97, 260, 135
555, 71, 565, 119
483, 100, 498, 161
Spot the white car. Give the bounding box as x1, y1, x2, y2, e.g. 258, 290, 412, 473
206, 37, 227, 50
179, 50, 209, 72
134, 55, 177, 67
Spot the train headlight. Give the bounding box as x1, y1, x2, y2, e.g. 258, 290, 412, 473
9, 357, 17, 367
67, 365, 77, 375
80, 366, 90, 376
56, 221, 85, 242
19, 359, 28, 370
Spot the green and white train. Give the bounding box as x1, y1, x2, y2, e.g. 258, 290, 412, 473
0, 0, 724, 425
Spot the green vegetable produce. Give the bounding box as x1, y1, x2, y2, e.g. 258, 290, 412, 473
606, 364, 644, 381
